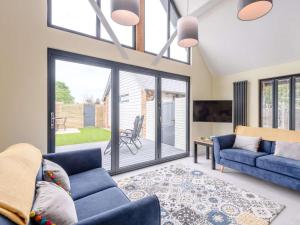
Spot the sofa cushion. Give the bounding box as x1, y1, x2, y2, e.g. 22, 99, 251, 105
220, 149, 268, 166
257, 155, 300, 180
43, 159, 71, 193
75, 187, 130, 221
258, 140, 274, 154
233, 135, 261, 152
274, 141, 300, 160
31, 181, 78, 225
69, 168, 117, 200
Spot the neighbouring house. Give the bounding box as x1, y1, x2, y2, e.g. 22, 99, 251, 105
102, 71, 187, 149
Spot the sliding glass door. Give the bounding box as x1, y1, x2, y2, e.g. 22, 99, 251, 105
53, 59, 112, 171
48, 49, 189, 174
119, 70, 156, 168
161, 78, 187, 158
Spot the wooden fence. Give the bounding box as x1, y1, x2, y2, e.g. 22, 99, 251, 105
56, 103, 104, 129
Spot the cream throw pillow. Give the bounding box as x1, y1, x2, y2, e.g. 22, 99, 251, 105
233, 135, 261, 152
31, 181, 78, 225
43, 159, 71, 193
274, 141, 300, 160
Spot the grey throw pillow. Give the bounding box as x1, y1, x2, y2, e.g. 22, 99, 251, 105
43, 159, 71, 193
31, 181, 78, 225
233, 135, 261, 152
274, 141, 300, 160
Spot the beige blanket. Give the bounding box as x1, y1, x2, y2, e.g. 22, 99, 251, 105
0, 143, 42, 225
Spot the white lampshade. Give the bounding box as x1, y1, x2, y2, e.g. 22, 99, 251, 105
177, 16, 199, 48
238, 0, 273, 21
111, 0, 140, 26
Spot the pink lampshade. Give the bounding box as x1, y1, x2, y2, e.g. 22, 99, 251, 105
238, 0, 273, 21
177, 16, 199, 48
111, 0, 140, 26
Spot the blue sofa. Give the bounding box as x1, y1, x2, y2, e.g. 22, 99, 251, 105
213, 134, 300, 191
0, 149, 161, 225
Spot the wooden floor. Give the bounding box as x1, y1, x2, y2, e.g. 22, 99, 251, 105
56, 139, 186, 170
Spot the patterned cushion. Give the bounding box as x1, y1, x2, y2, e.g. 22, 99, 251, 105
43, 159, 71, 193
31, 181, 78, 225
233, 135, 261, 152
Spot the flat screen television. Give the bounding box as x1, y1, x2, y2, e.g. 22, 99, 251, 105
193, 100, 232, 123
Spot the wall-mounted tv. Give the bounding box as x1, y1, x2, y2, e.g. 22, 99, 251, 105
193, 100, 232, 123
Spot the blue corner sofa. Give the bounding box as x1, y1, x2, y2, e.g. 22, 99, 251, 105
0, 149, 161, 225
213, 134, 300, 191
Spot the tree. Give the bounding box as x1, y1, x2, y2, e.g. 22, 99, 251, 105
56, 81, 74, 104
83, 95, 95, 104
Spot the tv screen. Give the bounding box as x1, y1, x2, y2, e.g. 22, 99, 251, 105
193, 100, 232, 123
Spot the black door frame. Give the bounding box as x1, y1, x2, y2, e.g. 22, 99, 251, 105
48, 48, 190, 175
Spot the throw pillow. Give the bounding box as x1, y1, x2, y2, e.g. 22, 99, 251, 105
233, 135, 261, 152
274, 141, 300, 160
43, 159, 71, 193
30, 181, 78, 225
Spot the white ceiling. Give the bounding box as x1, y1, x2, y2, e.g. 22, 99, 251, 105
174, 0, 300, 76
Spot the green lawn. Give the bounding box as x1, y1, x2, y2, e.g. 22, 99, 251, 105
56, 128, 111, 146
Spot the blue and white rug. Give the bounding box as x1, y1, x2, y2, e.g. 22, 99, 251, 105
117, 164, 285, 225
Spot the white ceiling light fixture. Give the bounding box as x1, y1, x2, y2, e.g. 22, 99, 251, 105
111, 0, 140, 26
238, 0, 273, 21
177, 0, 199, 48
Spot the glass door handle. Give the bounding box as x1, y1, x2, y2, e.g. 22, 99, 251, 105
50, 112, 55, 130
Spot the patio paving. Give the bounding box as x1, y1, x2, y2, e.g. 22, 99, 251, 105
56, 139, 186, 170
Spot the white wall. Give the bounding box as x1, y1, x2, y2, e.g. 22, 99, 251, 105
0, 0, 213, 153
175, 98, 186, 150
212, 60, 300, 135
146, 101, 155, 141
119, 72, 142, 130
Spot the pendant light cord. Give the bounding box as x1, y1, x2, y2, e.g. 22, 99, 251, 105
186, 0, 189, 16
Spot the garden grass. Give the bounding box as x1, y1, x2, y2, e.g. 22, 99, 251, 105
56, 127, 111, 146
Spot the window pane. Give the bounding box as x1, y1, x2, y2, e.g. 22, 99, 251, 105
100, 0, 133, 47
145, 0, 168, 54
119, 71, 156, 167
169, 5, 188, 63
261, 81, 273, 128
277, 79, 290, 129
51, 0, 97, 36
161, 78, 187, 158
55, 60, 112, 171
296, 78, 300, 130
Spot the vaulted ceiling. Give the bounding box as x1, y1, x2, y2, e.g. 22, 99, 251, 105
174, 0, 300, 76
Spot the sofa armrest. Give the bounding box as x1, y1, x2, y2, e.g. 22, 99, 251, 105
76, 195, 161, 225
43, 148, 102, 176
213, 134, 236, 164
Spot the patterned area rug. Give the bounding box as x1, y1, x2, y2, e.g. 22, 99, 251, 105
117, 165, 285, 225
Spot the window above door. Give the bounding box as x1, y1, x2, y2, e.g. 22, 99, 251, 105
47, 0, 190, 64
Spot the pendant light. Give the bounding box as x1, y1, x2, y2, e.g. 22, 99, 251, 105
238, 0, 273, 21
177, 0, 199, 48
111, 0, 140, 26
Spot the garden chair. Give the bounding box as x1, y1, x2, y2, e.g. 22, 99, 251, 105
55, 116, 67, 130
104, 116, 144, 155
